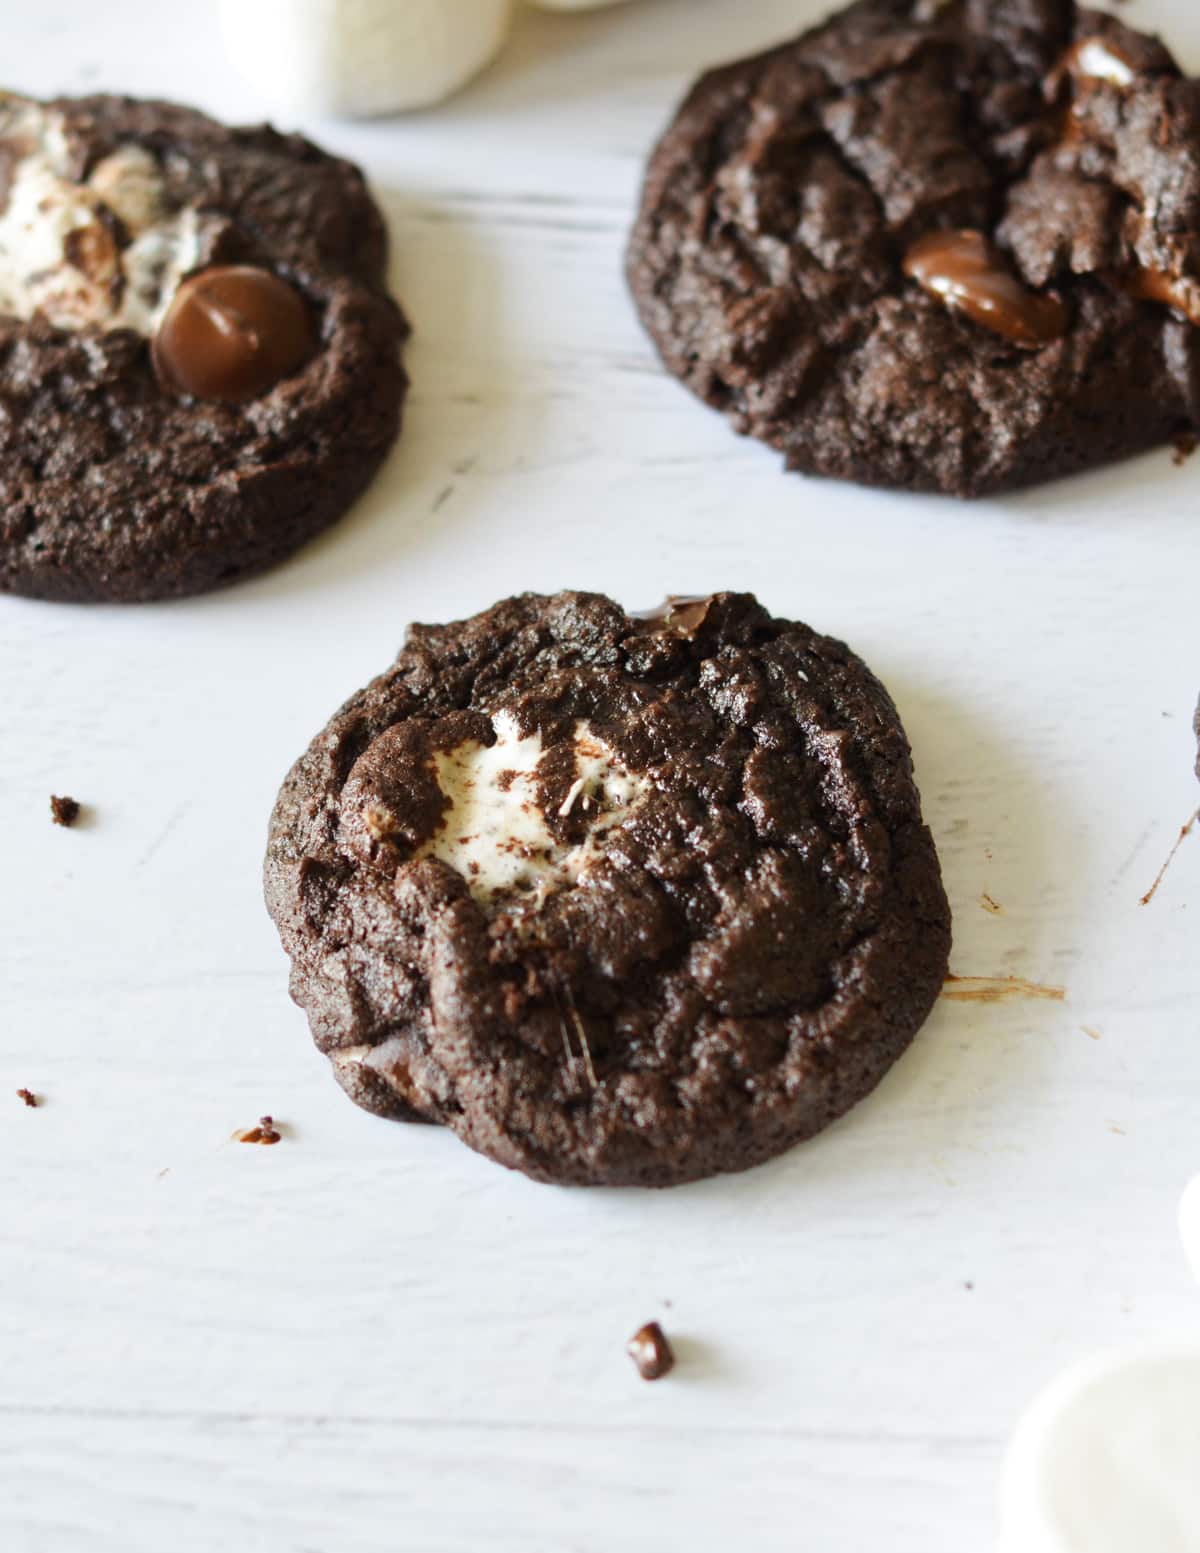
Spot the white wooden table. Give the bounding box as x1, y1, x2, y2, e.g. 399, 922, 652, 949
4, 2, 1200, 1548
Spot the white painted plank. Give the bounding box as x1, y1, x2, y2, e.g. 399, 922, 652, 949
3, 1, 1200, 1549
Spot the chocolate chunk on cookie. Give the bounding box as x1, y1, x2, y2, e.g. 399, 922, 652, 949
0, 92, 407, 601
627, 0, 1200, 497
264, 591, 951, 1187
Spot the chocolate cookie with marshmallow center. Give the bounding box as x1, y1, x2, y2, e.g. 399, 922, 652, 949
627, 0, 1200, 497
264, 591, 951, 1187
0, 91, 406, 601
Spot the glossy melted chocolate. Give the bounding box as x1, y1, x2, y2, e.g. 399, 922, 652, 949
152, 265, 316, 402
903, 230, 1068, 347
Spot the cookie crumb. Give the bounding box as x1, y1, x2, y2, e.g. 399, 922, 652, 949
16, 1088, 37, 1108
627, 1321, 675, 1381
1081, 1026, 1102, 1041
49, 795, 80, 827
979, 892, 1002, 915
236, 1115, 282, 1145
1172, 432, 1197, 466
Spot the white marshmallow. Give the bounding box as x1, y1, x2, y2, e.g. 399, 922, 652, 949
219, 0, 516, 118
997, 1344, 1200, 1553
997, 1180, 1200, 1552
219, 0, 648, 118
1072, 37, 1136, 89
528, 1, 637, 10
417, 710, 646, 903
0, 96, 208, 334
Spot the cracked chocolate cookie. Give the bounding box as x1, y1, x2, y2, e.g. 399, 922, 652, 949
627, 0, 1200, 497
0, 92, 406, 601
265, 591, 951, 1187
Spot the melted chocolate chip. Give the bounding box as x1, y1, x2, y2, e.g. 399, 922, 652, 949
1126, 267, 1200, 328
1045, 33, 1142, 146
49, 794, 80, 827
152, 265, 316, 403
629, 595, 713, 635
903, 230, 1068, 347
627, 1321, 675, 1381
16, 1088, 37, 1108
1042, 34, 1200, 333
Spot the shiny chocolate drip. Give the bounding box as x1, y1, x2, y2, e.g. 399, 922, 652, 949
629, 595, 714, 634
903, 230, 1068, 347
1125, 266, 1200, 328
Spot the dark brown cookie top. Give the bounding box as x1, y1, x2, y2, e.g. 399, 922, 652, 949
0, 92, 407, 601
627, 0, 1200, 498
265, 592, 951, 1187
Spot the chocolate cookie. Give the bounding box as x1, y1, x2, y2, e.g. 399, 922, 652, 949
265, 591, 951, 1187
0, 92, 406, 601
1194, 696, 1199, 781
627, 0, 1200, 498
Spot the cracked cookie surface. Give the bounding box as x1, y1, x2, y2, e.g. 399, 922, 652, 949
627, 0, 1200, 497
265, 591, 951, 1187
0, 93, 407, 602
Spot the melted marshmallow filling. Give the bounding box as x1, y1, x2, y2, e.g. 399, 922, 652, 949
0, 94, 210, 334
416, 711, 647, 903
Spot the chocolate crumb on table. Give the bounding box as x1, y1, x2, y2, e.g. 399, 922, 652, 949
49, 795, 80, 827
627, 1321, 675, 1381
236, 1115, 282, 1145
16, 1088, 37, 1108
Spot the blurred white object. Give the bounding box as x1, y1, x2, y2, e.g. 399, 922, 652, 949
1183, 1174, 1200, 1285
220, 0, 642, 118
997, 1178, 1200, 1552
997, 1345, 1200, 1553
219, 0, 515, 117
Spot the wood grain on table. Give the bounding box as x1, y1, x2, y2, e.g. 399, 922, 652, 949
4, 2, 1200, 1548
